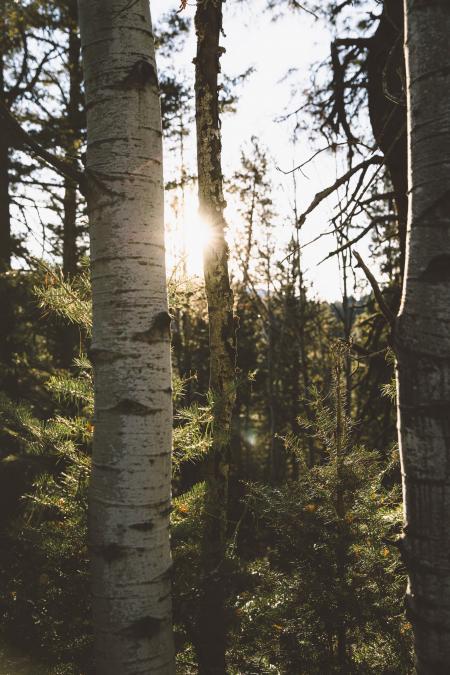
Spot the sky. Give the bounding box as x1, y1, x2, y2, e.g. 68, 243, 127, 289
152, 0, 376, 301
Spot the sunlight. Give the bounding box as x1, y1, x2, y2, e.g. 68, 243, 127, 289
166, 189, 215, 278
183, 206, 213, 276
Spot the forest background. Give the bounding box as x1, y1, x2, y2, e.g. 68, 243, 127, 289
0, 0, 427, 673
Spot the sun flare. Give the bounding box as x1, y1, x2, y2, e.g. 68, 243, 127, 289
166, 189, 214, 278
183, 209, 213, 276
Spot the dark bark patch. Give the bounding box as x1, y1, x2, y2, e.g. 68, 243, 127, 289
88, 347, 121, 364
419, 255, 450, 283
129, 521, 154, 531
99, 542, 125, 563
110, 399, 160, 416
122, 60, 158, 89
124, 616, 162, 639
132, 311, 172, 343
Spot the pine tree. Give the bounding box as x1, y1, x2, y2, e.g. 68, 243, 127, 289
232, 345, 412, 674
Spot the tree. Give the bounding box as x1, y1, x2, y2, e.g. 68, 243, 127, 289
61, 0, 84, 282
233, 346, 411, 674
396, 1, 450, 672
58, 0, 86, 367
77, 1, 175, 672
194, 0, 237, 671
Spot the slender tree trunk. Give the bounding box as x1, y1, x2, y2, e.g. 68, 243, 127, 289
78, 1, 175, 673
0, 129, 9, 273
367, 0, 407, 275
0, 7, 10, 272
340, 249, 353, 416
60, 0, 83, 367
0, 6, 15, 395
396, 2, 450, 672
194, 1, 236, 672
292, 176, 315, 469
334, 355, 348, 673
62, 0, 82, 281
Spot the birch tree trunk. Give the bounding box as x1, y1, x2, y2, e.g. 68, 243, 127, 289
78, 1, 175, 673
194, 0, 236, 671
397, 2, 450, 672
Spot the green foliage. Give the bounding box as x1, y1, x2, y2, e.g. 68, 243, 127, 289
0, 264, 216, 672
228, 349, 412, 674
0, 265, 412, 674
0, 264, 93, 672
173, 399, 213, 474
0, 334, 93, 671
34, 262, 92, 335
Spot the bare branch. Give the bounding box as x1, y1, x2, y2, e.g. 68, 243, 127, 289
297, 155, 383, 227
277, 141, 350, 176
0, 101, 86, 193
320, 215, 396, 264
353, 250, 395, 330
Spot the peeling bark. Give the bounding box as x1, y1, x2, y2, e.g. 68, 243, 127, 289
194, 0, 237, 672
397, 1, 450, 672
78, 1, 175, 672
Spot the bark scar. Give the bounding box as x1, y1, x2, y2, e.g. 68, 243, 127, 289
124, 616, 162, 639
98, 543, 125, 563
120, 60, 158, 89
132, 311, 172, 344
108, 399, 161, 416
88, 347, 121, 364
419, 254, 450, 283
130, 521, 154, 531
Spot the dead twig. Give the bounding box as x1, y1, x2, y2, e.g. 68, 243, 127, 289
353, 250, 395, 330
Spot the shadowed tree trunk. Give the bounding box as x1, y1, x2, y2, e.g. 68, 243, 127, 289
0, 3, 14, 395
0, 49, 10, 272
367, 0, 407, 276
194, 0, 237, 672
0, 0, 11, 271
60, 0, 84, 367
62, 0, 83, 281
396, 1, 450, 672
78, 0, 175, 672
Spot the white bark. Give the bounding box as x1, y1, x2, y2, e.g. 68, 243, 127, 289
397, 1, 450, 672
78, 1, 175, 673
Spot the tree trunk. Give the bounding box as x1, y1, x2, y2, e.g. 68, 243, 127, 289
367, 0, 407, 278
194, 0, 236, 672
60, 0, 84, 367
78, 1, 175, 673
0, 127, 9, 273
0, 7, 10, 272
62, 0, 82, 280
396, 1, 450, 672
0, 4, 14, 396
